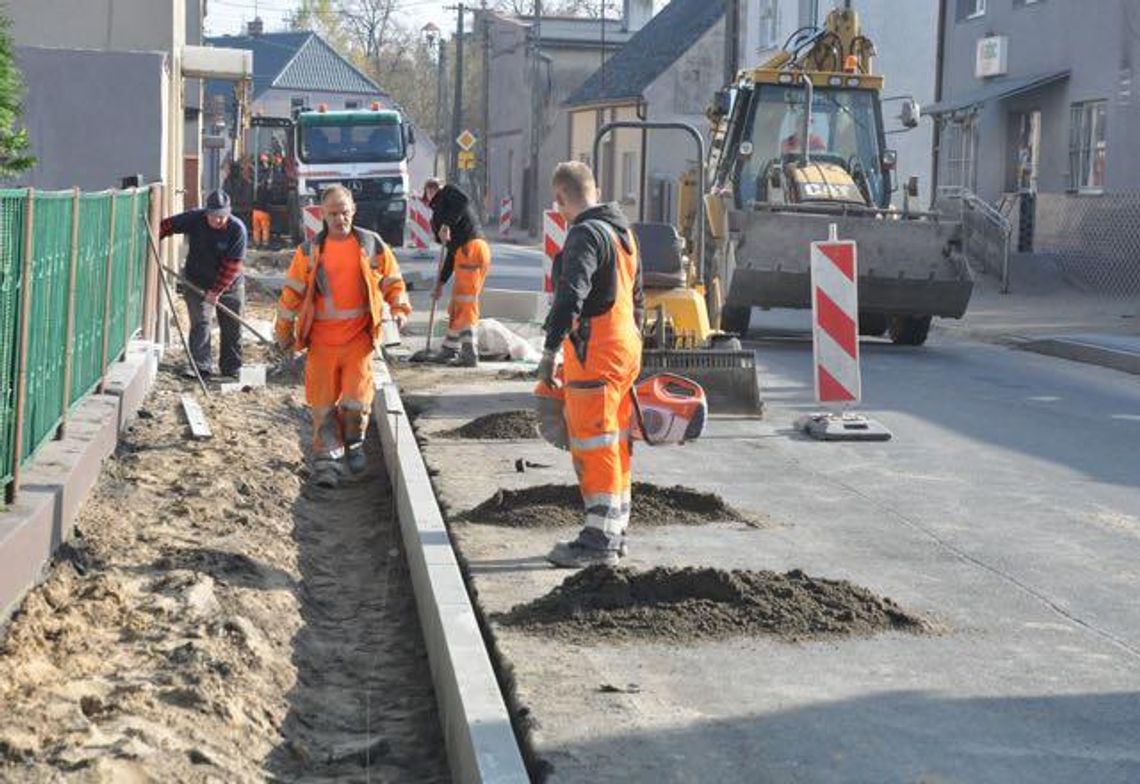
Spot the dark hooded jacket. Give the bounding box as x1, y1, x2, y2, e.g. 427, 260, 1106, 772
428, 184, 482, 283
543, 202, 645, 353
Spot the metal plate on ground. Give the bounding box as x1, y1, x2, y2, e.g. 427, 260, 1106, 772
795, 412, 891, 442
180, 394, 212, 439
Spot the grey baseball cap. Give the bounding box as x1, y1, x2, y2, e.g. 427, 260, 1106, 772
205, 189, 232, 216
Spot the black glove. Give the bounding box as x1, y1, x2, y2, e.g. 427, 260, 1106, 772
536, 349, 556, 387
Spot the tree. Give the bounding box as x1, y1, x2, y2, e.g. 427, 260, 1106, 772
0, 11, 33, 178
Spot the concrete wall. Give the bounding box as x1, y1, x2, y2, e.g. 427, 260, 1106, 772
12, 47, 166, 190
939, 0, 1140, 201
743, 0, 938, 207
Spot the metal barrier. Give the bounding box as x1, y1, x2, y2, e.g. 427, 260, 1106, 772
1032, 192, 1140, 296
0, 186, 153, 503
937, 186, 1012, 294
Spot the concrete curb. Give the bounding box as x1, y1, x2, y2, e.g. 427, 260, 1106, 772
1021, 337, 1140, 375
371, 359, 529, 784
0, 340, 161, 628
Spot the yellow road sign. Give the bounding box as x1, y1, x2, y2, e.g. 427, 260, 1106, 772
458, 150, 476, 170
457, 129, 477, 152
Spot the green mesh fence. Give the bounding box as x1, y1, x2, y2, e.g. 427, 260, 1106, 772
0, 187, 153, 494
0, 193, 26, 491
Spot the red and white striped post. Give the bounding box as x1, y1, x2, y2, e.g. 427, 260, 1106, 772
800, 224, 889, 440
406, 196, 434, 254
810, 224, 860, 405
498, 195, 512, 238
301, 205, 323, 243
542, 208, 567, 303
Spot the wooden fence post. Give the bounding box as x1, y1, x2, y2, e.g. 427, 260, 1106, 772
58, 187, 81, 436
144, 183, 163, 343
8, 189, 36, 503
97, 193, 117, 393
124, 188, 138, 350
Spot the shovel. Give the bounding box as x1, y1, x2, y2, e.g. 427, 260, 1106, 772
409, 242, 448, 363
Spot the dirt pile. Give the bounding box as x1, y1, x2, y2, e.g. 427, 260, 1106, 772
443, 410, 539, 440
497, 566, 929, 643
461, 482, 751, 528
0, 330, 448, 782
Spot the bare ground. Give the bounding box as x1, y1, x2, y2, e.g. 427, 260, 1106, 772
0, 314, 448, 782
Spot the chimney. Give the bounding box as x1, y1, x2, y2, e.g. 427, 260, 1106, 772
247, 16, 264, 36
622, 0, 654, 32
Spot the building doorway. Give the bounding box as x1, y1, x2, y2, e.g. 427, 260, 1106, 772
1010, 109, 1041, 193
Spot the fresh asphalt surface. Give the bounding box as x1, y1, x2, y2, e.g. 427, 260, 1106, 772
395, 243, 1140, 782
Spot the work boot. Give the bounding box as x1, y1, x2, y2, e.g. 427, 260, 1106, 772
449, 344, 478, 368
546, 529, 621, 569
311, 457, 344, 489
426, 347, 458, 365
345, 442, 367, 475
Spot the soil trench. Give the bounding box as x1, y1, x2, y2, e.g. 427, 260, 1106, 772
0, 337, 449, 781
461, 483, 752, 528
497, 566, 930, 644
442, 410, 540, 440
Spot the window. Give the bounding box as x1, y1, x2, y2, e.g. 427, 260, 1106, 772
621, 151, 638, 201
939, 117, 978, 193
958, 0, 986, 20
758, 0, 780, 50
798, 0, 820, 28
345, 100, 360, 109
1069, 100, 1107, 192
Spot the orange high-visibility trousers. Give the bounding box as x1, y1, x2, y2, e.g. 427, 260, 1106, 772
442, 238, 491, 352
562, 337, 640, 539
252, 209, 271, 245
304, 331, 375, 458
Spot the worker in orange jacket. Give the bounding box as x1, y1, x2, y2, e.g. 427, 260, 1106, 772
274, 185, 411, 488
538, 161, 644, 568
423, 178, 491, 367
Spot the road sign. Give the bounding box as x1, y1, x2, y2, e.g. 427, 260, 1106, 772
406, 196, 434, 250
810, 225, 860, 404
456, 129, 477, 151
302, 205, 323, 242
542, 209, 567, 301
458, 150, 476, 170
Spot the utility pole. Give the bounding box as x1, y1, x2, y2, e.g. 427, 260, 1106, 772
481, 0, 491, 218
449, 3, 466, 184
723, 0, 740, 85
529, 0, 542, 233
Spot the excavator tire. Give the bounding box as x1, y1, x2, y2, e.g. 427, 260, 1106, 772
889, 315, 932, 346
858, 312, 889, 337
720, 304, 751, 337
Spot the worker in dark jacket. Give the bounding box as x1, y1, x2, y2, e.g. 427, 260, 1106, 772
538, 161, 644, 568
159, 189, 247, 380
423, 178, 491, 366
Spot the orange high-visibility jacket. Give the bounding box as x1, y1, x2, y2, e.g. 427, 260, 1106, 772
275, 227, 410, 351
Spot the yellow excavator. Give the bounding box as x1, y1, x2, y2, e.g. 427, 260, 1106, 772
701, 1, 974, 345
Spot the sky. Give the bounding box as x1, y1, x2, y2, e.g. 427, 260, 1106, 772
203, 0, 455, 40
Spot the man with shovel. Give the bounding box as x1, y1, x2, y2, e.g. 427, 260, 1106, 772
422, 178, 491, 367
159, 189, 247, 380
274, 185, 411, 488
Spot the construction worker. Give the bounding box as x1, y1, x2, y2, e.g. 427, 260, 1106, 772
273, 185, 411, 488
159, 189, 247, 380
423, 178, 491, 367
538, 162, 644, 568
252, 178, 271, 248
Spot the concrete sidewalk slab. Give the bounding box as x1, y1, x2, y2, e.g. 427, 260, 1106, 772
1021, 334, 1140, 375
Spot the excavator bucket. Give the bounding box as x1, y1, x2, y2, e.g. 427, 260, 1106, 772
641, 348, 762, 416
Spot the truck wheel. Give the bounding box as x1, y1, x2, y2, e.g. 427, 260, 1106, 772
889, 315, 932, 346
858, 312, 889, 337
720, 305, 751, 336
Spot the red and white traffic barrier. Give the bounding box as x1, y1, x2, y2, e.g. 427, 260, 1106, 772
542, 208, 566, 301
301, 205, 323, 243
499, 195, 513, 237
810, 225, 860, 404
406, 196, 434, 250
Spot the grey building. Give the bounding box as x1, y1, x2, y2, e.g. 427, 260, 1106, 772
930, 0, 1140, 200
486, 3, 652, 232
930, 0, 1140, 293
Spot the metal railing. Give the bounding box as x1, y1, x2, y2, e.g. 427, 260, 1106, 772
936, 185, 1013, 294
0, 186, 154, 503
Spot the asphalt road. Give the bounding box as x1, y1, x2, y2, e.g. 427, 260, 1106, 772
397, 241, 1140, 781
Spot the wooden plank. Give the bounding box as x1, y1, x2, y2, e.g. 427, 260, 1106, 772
180, 394, 212, 439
